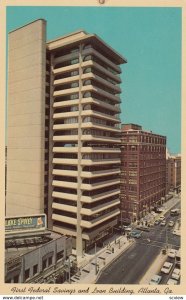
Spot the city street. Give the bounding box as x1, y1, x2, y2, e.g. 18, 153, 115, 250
96, 199, 180, 284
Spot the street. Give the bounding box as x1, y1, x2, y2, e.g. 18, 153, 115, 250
96, 200, 180, 284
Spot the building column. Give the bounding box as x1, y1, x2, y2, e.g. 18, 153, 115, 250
76, 43, 84, 258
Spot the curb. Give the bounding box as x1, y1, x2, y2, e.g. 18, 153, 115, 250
94, 239, 135, 283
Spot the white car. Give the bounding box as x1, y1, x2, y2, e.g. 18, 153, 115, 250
168, 221, 174, 227
160, 220, 166, 226
168, 249, 177, 258
161, 262, 173, 274
151, 211, 157, 216
171, 268, 180, 280
167, 278, 178, 285
159, 216, 165, 221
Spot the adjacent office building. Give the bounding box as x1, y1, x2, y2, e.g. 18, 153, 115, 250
166, 154, 181, 194
120, 124, 166, 221
7, 19, 127, 257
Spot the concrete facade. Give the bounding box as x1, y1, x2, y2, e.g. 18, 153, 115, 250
6, 20, 46, 216
5, 232, 72, 283
6, 20, 127, 258
46, 31, 126, 257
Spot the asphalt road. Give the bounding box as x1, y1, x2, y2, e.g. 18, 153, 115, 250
96, 201, 180, 284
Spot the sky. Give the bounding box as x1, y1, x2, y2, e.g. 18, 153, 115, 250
6, 6, 182, 154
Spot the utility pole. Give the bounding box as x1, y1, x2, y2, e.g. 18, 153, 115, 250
68, 257, 71, 284
95, 243, 97, 275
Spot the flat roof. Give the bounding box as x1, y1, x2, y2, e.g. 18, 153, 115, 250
47, 31, 127, 64
5, 230, 65, 264
8, 19, 46, 34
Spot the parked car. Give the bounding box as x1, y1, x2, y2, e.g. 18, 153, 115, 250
160, 220, 166, 226
130, 229, 142, 239
171, 268, 181, 280
151, 212, 157, 216
157, 207, 165, 213
125, 226, 132, 232
161, 262, 173, 274
159, 216, 165, 221
168, 249, 177, 258
167, 278, 178, 285
168, 221, 175, 227
170, 209, 180, 216
154, 219, 161, 225
149, 275, 162, 285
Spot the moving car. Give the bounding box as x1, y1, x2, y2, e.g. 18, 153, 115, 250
171, 268, 180, 280
168, 249, 177, 258
130, 229, 142, 239
168, 220, 175, 227
161, 262, 173, 274
149, 275, 162, 285
167, 278, 178, 285
160, 220, 166, 226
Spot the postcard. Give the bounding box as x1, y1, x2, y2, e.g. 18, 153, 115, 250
0, 0, 185, 297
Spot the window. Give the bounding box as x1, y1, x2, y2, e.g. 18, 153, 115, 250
71, 58, 79, 65
83, 67, 91, 74
24, 269, 30, 281
33, 264, 38, 276
71, 70, 79, 76
42, 259, 47, 270
57, 250, 65, 261
70, 93, 78, 100
83, 92, 91, 98
48, 256, 53, 266
83, 79, 91, 86
64, 117, 78, 124
71, 82, 79, 88
83, 55, 92, 62
70, 106, 78, 112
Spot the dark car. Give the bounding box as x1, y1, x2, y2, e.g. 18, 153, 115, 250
130, 229, 142, 239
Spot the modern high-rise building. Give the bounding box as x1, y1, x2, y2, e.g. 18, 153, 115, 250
120, 124, 166, 222
6, 19, 127, 257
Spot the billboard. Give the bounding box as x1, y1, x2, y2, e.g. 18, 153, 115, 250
5, 214, 46, 232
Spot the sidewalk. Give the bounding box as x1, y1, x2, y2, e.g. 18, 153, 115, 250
142, 195, 181, 226
70, 235, 134, 284
69, 195, 180, 284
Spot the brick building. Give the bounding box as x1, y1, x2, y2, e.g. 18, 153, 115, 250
120, 124, 166, 222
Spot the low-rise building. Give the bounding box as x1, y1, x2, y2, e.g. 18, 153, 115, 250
5, 215, 73, 283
